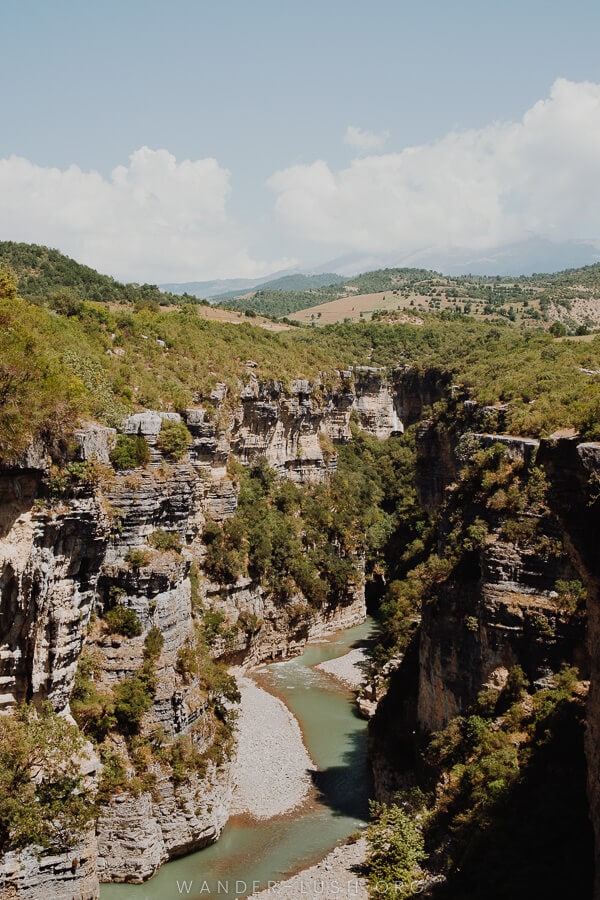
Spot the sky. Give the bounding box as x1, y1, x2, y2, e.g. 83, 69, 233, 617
3, 0, 600, 282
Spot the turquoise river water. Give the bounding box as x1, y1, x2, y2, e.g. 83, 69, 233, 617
101, 618, 375, 900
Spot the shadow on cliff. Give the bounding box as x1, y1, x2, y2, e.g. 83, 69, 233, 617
0, 472, 41, 540
308, 726, 373, 822
424, 694, 593, 900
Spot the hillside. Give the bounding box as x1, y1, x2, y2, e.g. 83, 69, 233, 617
0, 241, 199, 309
214, 272, 344, 301
2, 249, 600, 898
221, 268, 434, 317
223, 262, 600, 333
3, 252, 600, 464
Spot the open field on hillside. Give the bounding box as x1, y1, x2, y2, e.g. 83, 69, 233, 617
195, 305, 291, 331
291, 284, 600, 329
291, 288, 462, 325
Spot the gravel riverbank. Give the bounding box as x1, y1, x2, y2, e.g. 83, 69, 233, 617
315, 648, 368, 691
231, 672, 316, 819
246, 838, 369, 899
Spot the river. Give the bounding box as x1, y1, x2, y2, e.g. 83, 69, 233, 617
101, 618, 375, 900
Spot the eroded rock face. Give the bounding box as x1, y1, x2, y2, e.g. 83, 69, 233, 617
537, 436, 600, 899
3, 370, 429, 893
203, 577, 366, 666
0, 473, 109, 711
96, 761, 233, 883
0, 828, 98, 900
371, 429, 589, 802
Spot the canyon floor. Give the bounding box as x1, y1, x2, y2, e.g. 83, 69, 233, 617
234, 649, 370, 899
231, 671, 316, 819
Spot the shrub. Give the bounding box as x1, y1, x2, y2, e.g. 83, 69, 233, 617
366, 802, 426, 897
103, 605, 143, 637
148, 529, 182, 552
156, 419, 190, 459
113, 676, 154, 734
143, 626, 164, 661
125, 548, 151, 569
554, 579, 586, 615
110, 434, 151, 469
70, 650, 116, 742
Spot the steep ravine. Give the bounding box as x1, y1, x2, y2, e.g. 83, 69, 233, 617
0, 368, 443, 898
3, 364, 600, 898
368, 417, 599, 897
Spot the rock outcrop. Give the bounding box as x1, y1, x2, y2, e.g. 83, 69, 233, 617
0, 828, 98, 900
3, 367, 436, 894
537, 436, 600, 899
370, 426, 589, 799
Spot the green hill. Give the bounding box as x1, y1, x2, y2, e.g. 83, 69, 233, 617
0, 241, 200, 309
2, 246, 600, 463
220, 268, 435, 317
215, 272, 344, 301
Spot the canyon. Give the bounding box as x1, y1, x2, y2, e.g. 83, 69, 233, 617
1, 362, 599, 898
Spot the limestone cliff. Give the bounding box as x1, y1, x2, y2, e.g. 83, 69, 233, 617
1, 367, 430, 894
370, 424, 589, 801
537, 436, 600, 899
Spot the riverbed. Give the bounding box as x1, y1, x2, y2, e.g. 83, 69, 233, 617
100, 619, 375, 900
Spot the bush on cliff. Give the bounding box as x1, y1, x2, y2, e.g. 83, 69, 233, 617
103, 605, 143, 637
113, 676, 154, 734
156, 418, 190, 459
110, 433, 151, 469
0, 703, 96, 852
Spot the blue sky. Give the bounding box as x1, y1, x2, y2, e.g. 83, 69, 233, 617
3, 0, 600, 281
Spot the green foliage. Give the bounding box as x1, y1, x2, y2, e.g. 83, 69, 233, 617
5, 253, 600, 465
103, 605, 143, 637
550, 320, 567, 337
0, 703, 95, 852
554, 578, 587, 615
366, 802, 427, 898
0, 267, 17, 302
125, 548, 151, 569
113, 675, 154, 734
176, 621, 241, 718
110, 434, 151, 468
421, 666, 591, 899
148, 529, 182, 552
222, 268, 435, 318
156, 419, 190, 459
96, 746, 129, 803
143, 626, 164, 661
70, 650, 116, 741
0, 240, 185, 308
47, 461, 100, 498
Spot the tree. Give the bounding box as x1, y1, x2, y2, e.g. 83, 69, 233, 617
0, 703, 95, 852
366, 802, 426, 898
0, 268, 17, 302
550, 320, 567, 337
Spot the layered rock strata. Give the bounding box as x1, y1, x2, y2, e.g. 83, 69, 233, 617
3, 368, 436, 894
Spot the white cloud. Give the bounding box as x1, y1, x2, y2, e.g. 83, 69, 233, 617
344, 125, 390, 152
269, 80, 600, 257
0, 147, 292, 282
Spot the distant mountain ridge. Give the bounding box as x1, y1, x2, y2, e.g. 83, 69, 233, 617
160, 271, 344, 301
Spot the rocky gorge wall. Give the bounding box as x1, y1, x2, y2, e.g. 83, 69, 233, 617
0, 366, 444, 896
537, 436, 600, 899
370, 419, 592, 805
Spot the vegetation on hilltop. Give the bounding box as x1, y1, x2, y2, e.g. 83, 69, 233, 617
221, 268, 434, 317
0, 241, 202, 309
214, 271, 344, 301
223, 261, 600, 331
2, 257, 600, 461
